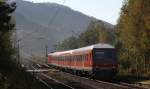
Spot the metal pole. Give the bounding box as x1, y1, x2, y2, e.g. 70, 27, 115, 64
45, 44, 48, 63
17, 39, 20, 66
15, 28, 20, 66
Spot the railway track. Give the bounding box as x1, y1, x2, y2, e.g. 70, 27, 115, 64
36, 73, 74, 89
45, 68, 149, 89
25, 61, 149, 89
25, 61, 76, 89
119, 82, 149, 89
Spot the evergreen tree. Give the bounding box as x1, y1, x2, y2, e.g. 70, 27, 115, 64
0, 1, 16, 72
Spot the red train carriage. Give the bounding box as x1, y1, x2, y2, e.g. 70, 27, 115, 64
48, 43, 117, 79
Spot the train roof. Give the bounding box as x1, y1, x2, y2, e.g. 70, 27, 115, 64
49, 43, 114, 56
73, 43, 114, 52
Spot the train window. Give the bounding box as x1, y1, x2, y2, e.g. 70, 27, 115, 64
68, 56, 70, 61
70, 56, 72, 61
85, 55, 87, 60
75, 56, 77, 61
71, 56, 72, 60
79, 55, 81, 61
76, 56, 77, 60
83, 55, 85, 60
71, 56, 72, 61
64, 56, 66, 61
71, 56, 73, 60
77, 55, 79, 61
95, 52, 105, 59
73, 56, 74, 60
94, 50, 115, 61
74, 56, 76, 61
83, 55, 84, 60
87, 54, 89, 60
72, 56, 74, 61
73, 56, 75, 61
78, 55, 80, 61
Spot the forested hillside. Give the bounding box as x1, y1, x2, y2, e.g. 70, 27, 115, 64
14, 0, 114, 57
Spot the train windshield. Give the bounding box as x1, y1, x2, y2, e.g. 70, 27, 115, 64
93, 48, 116, 62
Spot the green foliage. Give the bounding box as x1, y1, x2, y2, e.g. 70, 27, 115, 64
117, 0, 150, 76
56, 36, 78, 51
0, 1, 16, 72
78, 21, 100, 47
56, 20, 113, 51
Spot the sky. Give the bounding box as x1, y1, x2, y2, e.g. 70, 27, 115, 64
24, 0, 123, 25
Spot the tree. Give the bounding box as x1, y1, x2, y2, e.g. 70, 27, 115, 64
57, 20, 113, 51
56, 36, 78, 51
98, 25, 110, 43
78, 20, 112, 47
0, 1, 16, 72
117, 0, 150, 76
78, 21, 100, 47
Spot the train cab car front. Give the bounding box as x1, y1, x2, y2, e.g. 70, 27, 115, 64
92, 48, 117, 80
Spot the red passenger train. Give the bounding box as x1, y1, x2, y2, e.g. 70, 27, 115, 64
48, 43, 117, 79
